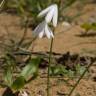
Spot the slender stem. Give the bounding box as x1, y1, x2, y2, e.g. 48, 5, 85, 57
0, 0, 5, 8
47, 37, 54, 96
17, 19, 29, 48
68, 60, 94, 96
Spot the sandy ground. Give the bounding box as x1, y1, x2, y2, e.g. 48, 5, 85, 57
0, 3, 96, 96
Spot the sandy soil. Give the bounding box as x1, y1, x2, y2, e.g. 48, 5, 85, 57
0, 3, 96, 96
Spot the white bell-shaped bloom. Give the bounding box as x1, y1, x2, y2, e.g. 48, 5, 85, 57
33, 21, 54, 39
38, 4, 58, 27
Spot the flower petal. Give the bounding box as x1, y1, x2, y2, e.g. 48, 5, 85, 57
38, 6, 51, 17
39, 30, 44, 38
48, 26, 54, 38
52, 5, 58, 27
45, 8, 54, 23
33, 21, 46, 36
45, 24, 51, 39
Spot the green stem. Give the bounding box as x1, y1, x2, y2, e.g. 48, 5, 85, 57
47, 38, 54, 96
68, 60, 94, 96
0, 0, 5, 8
17, 19, 29, 48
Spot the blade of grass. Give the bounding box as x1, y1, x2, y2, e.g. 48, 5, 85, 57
68, 60, 95, 96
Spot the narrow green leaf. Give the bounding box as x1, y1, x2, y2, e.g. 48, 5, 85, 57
4, 68, 13, 87
21, 57, 41, 80
11, 76, 25, 91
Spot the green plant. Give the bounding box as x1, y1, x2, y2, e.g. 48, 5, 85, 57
49, 64, 87, 78
68, 60, 94, 96
1, 53, 41, 94
81, 22, 96, 35
75, 64, 86, 75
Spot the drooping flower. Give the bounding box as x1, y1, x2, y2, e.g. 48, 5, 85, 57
33, 21, 54, 39
38, 4, 58, 27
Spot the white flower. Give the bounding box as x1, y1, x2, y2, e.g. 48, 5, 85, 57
38, 4, 58, 27
33, 21, 54, 39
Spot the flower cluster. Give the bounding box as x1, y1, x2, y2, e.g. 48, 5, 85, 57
33, 4, 58, 39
